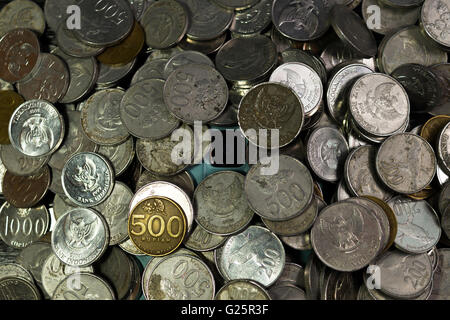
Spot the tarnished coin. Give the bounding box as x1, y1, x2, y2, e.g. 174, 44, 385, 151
219, 226, 285, 287
44, 0, 77, 31
98, 137, 135, 177
81, 89, 130, 146
238, 83, 304, 149
0, 28, 40, 83
442, 206, 450, 239
430, 249, 450, 300
375, 250, 432, 299
0, 0, 45, 36
128, 196, 187, 256
0, 91, 24, 144
245, 155, 314, 221
15, 242, 52, 286
52, 273, 115, 300
349, 73, 410, 137
0, 263, 33, 282
311, 201, 383, 272
3, 167, 50, 208
147, 46, 183, 61
56, 24, 105, 58
73, 0, 134, 47
379, 0, 423, 7
135, 124, 194, 176
304, 254, 324, 300
52, 194, 77, 221
438, 122, 450, 175
0, 277, 40, 300
429, 63, 450, 116
163, 51, 214, 79
52, 208, 109, 267
131, 59, 167, 84
0, 203, 49, 249
421, 0, 450, 48
215, 36, 277, 83
322, 270, 359, 300
307, 126, 349, 182
9, 100, 65, 158
280, 232, 312, 251
142, 0, 188, 49
376, 133, 436, 194
230, 0, 272, 36
0, 144, 49, 177
16, 53, 69, 103
439, 181, 450, 215
97, 59, 137, 88
274, 262, 305, 289
136, 170, 195, 198
179, 33, 227, 55
215, 280, 270, 300
388, 196, 441, 254
122, 79, 180, 139
178, 0, 233, 41
194, 171, 253, 236
269, 283, 306, 300
49, 166, 65, 196
185, 223, 227, 252
212, 0, 259, 10
146, 254, 215, 300
61, 152, 115, 207
272, 0, 330, 41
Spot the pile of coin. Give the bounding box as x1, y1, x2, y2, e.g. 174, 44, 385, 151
0, 0, 449, 301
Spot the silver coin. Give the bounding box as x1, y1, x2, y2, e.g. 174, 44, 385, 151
44, 0, 76, 31
304, 254, 322, 300
307, 126, 349, 182
15, 242, 52, 286
269, 283, 306, 300
280, 232, 312, 251
135, 124, 194, 176
97, 59, 137, 88
347, 130, 369, 150
9, 100, 65, 158
93, 182, 132, 246
147, 46, 184, 61
336, 179, 352, 202
56, 24, 105, 58
439, 181, 450, 215
273, 262, 305, 289
48, 110, 98, 171
375, 250, 432, 299
0, 0, 45, 36
130, 59, 167, 84
97, 136, 135, 177
270, 62, 323, 117
51, 208, 109, 267
442, 206, 450, 241
163, 50, 214, 79
245, 155, 314, 221
194, 171, 254, 236
73, 0, 134, 47
146, 254, 215, 300
219, 225, 285, 287
185, 223, 227, 252
49, 166, 65, 195
61, 152, 115, 207
311, 201, 383, 272
119, 237, 145, 256
164, 64, 228, 124
230, 0, 272, 36
129, 0, 154, 20
53, 194, 77, 221
0, 203, 49, 249
135, 170, 195, 198
0, 276, 41, 300
121, 79, 180, 139
438, 122, 450, 176
52, 273, 115, 300
344, 146, 394, 201
388, 196, 441, 254
0, 144, 49, 177
421, 0, 450, 48
0, 263, 34, 282
322, 270, 360, 300
215, 280, 271, 300
376, 133, 436, 194
81, 89, 130, 146
430, 248, 450, 300
130, 181, 194, 232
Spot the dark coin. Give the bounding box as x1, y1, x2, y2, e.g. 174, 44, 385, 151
0, 277, 40, 300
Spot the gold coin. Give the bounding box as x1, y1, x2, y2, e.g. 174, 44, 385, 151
406, 185, 435, 200
97, 21, 145, 66
0, 90, 24, 144
128, 196, 187, 257
420, 115, 450, 145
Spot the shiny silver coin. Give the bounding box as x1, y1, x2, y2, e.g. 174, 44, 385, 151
8, 100, 65, 158
56, 24, 105, 58
421, 0, 450, 48
376, 133, 436, 194
194, 171, 254, 236
0, 203, 49, 249
135, 170, 195, 198
164, 64, 228, 124
269, 283, 306, 300
81, 89, 130, 146
0, 276, 40, 300
52, 273, 115, 300
438, 122, 450, 175
185, 223, 227, 252
61, 152, 115, 207
0, 144, 49, 177
388, 196, 441, 254
0, 263, 34, 282
311, 201, 383, 272
146, 254, 215, 300
130, 59, 167, 84
229, 0, 272, 36
306, 126, 349, 182
52, 194, 77, 221
0, 0, 45, 36
245, 155, 314, 221
219, 225, 285, 287
430, 248, 450, 300
215, 280, 271, 300
121, 79, 180, 139
96, 59, 137, 88
51, 208, 109, 267
163, 50, 214, 79
97, 137, 135, 177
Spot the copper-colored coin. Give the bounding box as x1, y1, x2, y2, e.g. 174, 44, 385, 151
2, 166, 50, 208
128, 196, 187, 257
0, 91, 24, 144
313, 182, 324, 201
363, 195, 397, 252
97, 21, 145, 67
420, 115, 450, 145
406, 185, 436, 200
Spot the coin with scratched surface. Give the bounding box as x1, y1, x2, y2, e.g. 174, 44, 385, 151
52, 208, 109, 267
311, 201, 383, 272
0, 0, 45, 36
0, 263, 33, 283
122, 79, 180, 139
61, 152, 114, 207
388, 196, 441, 254
131, 59, 167, 84
0, 277, 40, 300
438, 122, 450, 175
52, 273, 115, 300
185, 223, 227, 252
0, 91, 24, 144
98, 137, 135, 177
230, 0, 272, 36
194, 171, 253, 236
163, 51, 214, 79
56, 24, 105, 58
245, 155, 314, 221
215, 280, 270, 300
0, 203, 49, 249
376, 133, 436, 194
0, 144, 49, 177
421, 0, 450, 48
430, 249, 450, 300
